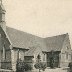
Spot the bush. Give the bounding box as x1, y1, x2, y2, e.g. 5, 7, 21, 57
16, 59, 32, 72
24, 63, 32, 71
68, 62, 72, 72
34, 62, 47, 72
41, 62, 47, 71
16, 59, 24, 72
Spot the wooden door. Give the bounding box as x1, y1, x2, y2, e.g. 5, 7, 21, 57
47, 52, 59, 67
47, 53, 51, 67
53, 54, 59, 67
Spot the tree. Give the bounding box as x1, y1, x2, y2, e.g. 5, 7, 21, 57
16, 59, 24, 72
68, 62, 72, 72
34, 62, 47, 72
34, 55, 47, 72
16, 59, 32, 72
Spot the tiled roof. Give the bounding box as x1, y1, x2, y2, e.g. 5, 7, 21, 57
44, 34, 67, 52
25, 46, 37, 56
6, 26, 47, 50
6, 26, 68, 56
25, 34, 67, 56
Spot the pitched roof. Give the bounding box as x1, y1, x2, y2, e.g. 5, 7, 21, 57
44, 33, 67, 52
25, 33, 68, 56
6, 26, 68, 56
25, 46, 37, 56
6, 26, 47, 50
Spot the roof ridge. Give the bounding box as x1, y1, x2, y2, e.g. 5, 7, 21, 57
44, 33, 68, 39
6, 26, 43, 39
6, 26, 68, 39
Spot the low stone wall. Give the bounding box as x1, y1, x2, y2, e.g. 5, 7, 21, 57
60, 62, 69, 68
0, 69, 13, 72
1, 61, 12, 70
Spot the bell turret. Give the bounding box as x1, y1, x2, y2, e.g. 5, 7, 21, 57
0, 0, 6, 31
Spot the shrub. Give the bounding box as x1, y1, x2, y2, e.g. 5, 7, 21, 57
24, 63, 32, 71
40, 62, 47, 71
68, 62, 72, 72
16, 59, 24, 72
16, 59, 32, 72
34, 62, 47, 72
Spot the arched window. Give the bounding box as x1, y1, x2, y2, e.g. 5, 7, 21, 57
3, 43, 6, 61
37, 54, 41, 59
65, 51, 68, 59
36, 54, 41, 62
43, 53, 45, 61
66, 46, 69, 59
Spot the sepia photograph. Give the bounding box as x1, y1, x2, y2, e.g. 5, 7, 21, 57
0, 0, 72, 72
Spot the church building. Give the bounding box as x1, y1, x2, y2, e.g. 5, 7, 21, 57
0, 1, 71, 71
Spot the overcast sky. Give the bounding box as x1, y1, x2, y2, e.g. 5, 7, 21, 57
3, 0, 72, 47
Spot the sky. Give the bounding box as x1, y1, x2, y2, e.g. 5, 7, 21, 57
3, 0, 72, 46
